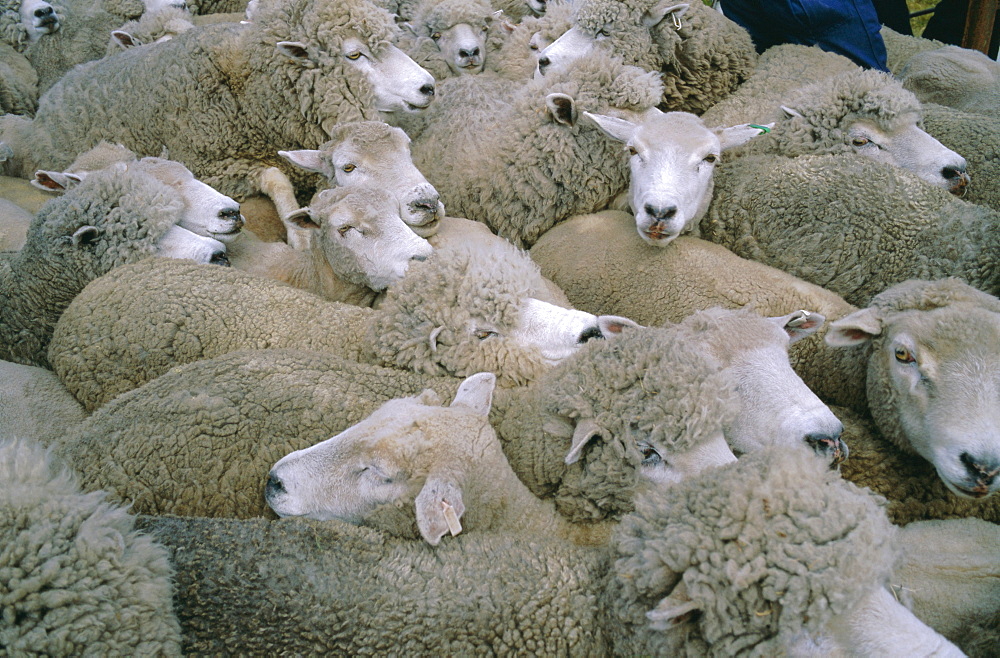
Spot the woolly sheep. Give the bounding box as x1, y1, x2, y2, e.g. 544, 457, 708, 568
536, 0, 756, 115
491, 0, 544, 22
132, 447, 958, 655
1, 162, 227, 368
529, 211, 866, 408
0, 359, 84, 444
707, 65, 971, 195
226, 186, 433, 306
880, 25, 947, 75
826, 278, 1000, 500
890, 518, 1000, 657
0, 41, 38, 115
702, 153, 1000, 306
0, 0, 436, 207
401, 0, 499, 77
49, 240, 629, 410
920, 102, 1000, 214
0, 438, 181, 655
106, 5, 194, 52
410, 49, 664, 248
898, 45, 1000, 119
1, 0, 60, 51
834, 403, 1000, 525
483, 0, 573, 80
0, 197, 32, 249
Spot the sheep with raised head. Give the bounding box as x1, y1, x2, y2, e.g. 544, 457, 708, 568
49, 239, 628, 411
0, 438, 181, 655
0, 0, 436, 210
1, 0, 61, 52
397, 0, 499, 79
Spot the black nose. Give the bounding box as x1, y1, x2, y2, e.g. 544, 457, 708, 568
411, 254, 427, 262
961, 452, 1000, 487
644, 204, 677, 220
34, 6, 53, 17
411, 197, 439, 212
805, 432, 848, 466
578, 325, 604, 343
942, 164, 966, 180
537, 55, 550, 73
265, 472, 286, 498
459, 47, 480, 58
210, 250, 230, 266
419, 83, 435, 97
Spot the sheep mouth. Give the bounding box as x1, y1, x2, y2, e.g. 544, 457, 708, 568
404, 101, 432, 112
947, 172, 971, 197
947, 482, 993, 499
35, 17, 59, 31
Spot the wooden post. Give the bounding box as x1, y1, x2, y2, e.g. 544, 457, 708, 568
962, 0, 999, 54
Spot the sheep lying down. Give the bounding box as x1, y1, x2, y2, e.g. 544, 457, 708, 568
135, 376, 962, 655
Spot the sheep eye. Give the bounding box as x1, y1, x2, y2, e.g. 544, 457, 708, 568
346, 51, 362, 60
337, 225, 355, 237
703, 153, 718, 164
637, 441, 662, 466
481, 24, 488, 32
596, 27, 611, 38
430, 31, 441, 40
894, 346, 915, 364
626, 145, 638, 156
342, 163, 356, 173
851, 137, 870, 147
474, 329, 497, 340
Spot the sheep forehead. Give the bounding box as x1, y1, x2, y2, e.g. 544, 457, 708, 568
314, 186, 397, 219
420, 0, 493, 31
132, 157, 195, 186
791, 70, 921, 127
327, 132, 411, 166
324, 121, 407, 152
679, 308, 789, 363
636, 112, 718, 156
883, 306, 1000, 366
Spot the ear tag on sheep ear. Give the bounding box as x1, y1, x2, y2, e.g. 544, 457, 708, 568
415, 477, 465, 546
778, 309, 826, 343
442, 500, 462, 536
671, 11, 683, 29
565, 418, 603, 464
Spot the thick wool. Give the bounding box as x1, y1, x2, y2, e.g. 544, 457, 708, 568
105, 6, 195, 55
485, 0, 574, 80
530, 210, 867, 408
571, 0, 755, 114
605, 447, 898, 657
703, 153, 1000, 306
412, 50, 663, 247
49, 239, 566, 410
2, 0, 397, 201
0, 360, 84, 446
921, 102, 1000, 212
880, 25, 947, 75
0, 438, 181, 655
835, 404, 1000, 525
0, 41, 37, 115
0, 163, 183, 367
494, 323, 738, 523
899, 46, 1000, 119
53, 349, 463, 518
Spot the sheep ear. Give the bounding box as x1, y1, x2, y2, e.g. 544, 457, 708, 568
450, 372, 496, 417
583, 111, 638, 145
599, 315, 642, 338
487, 9, 503, 23
546, 93, 577, 127
715, 122, 774, 151
111, 30, 141, 49
285, 207, 321, 230
32, 170, 84, 192
646, 581, 702, 631
781, 105, 803, 119
415, 477, 465, 546
71, 225, 101, 246
276, 41, 314, 66
772, 309, 825, 344
565, 418, 603, 464
643, 2, 689, 28
825, 308, 883, 347
278, 149, 333, 178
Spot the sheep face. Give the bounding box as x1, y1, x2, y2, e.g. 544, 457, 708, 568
339, 35, 436, 119
280, 121, 444, 237
534, 0, 688, 78
286, 187, 432, 291
414, 0, 498, 76
830, 303, 1000, 499
155, 225, 229, 265
18, 0, 59, 43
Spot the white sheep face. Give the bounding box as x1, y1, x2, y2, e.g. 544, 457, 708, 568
19, 0, 60, 42
339, 35, 436, 118
141, 0, 189, 14
287, 188, 433, 291
154, 225, 229, 265
635, 431, 736, 486
279, 125, 444, 237
429, 21, 490, 75
135, 159, 244, 242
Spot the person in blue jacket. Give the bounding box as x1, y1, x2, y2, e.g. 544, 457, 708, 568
719, 0, 891, 72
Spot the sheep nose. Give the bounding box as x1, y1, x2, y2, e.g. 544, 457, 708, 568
961, 452, 1000, 487
459, 47, 480, 58
411, 254, 428, 262
644, 204, 678, 220
577, 325, 604, 344
34, 6, 53, 17
209, 250, 230, 266
419, 83, 435, 97
265, 472, 286, 498
412, 197, 439, 212
805, 432, 849, 466
220, 207, 243, 223
942, 164, 966, 180
537, 55, 550, 73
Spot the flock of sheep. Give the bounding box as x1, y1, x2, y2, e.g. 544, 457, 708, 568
1, 0, 999, 653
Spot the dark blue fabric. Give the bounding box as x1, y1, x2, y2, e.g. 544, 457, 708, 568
722, 0, 890, 71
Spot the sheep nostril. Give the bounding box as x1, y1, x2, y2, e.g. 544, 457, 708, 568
960, 452, 1000, 485
459, 47, 479, 58
35, 6, 53, 17
644, 204, 677, 220
209, 250, 230, 266
538, 55, 550, 69
419, 83, 435, 97
805, 433, 848, 465
265, 473, 286, 497
411, 254, 427, 262
942, 165, 966, 180
578, 326, 604, 343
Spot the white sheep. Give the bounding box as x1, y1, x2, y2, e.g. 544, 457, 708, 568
398, 0, 500, 78
898, 45, 1000, 119
1, 0, 60, 51
826, 278, 1000, 500
0, 41, 38, 115
1, 160, 228, 367
227, 186, 433, 306
0, 0, 436, 209
0, 359, 84, 444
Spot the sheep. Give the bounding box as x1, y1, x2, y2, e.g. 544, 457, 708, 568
0, 438, 181, 655
898, 45, 1000, 119
0, 0, 436, 210
880, 25, 947, 75
701, 152, 1000, 306
0, 197, 32, 249
1, 0, 60, 52
529, 210, 867, 409
826, 278, 1000, 501
0, 41, 38, 115
0, 359, 84, 444
1, 161, 228, 368
226, 186, 433, 306
582, 108, 770, 246
890, 518, 1000, 657
131, 447, 959, 655
410, 49, 665, 248
106, 5, 194, 52
399, 0, 500, 78
29, 139, 138, 192
490, 0, 544, 22
704, 63, 970, 195
483, 0, 574, 80
49, 240, 631, 411
919, 102, 1000, 214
